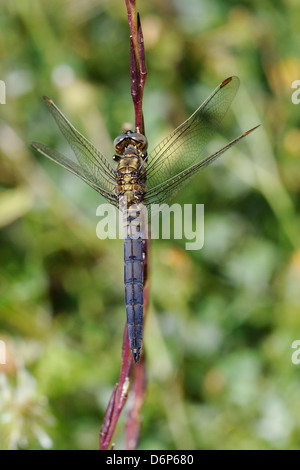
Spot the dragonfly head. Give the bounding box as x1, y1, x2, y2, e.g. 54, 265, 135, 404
114, 130, 148, 157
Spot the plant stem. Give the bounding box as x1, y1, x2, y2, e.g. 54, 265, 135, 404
99, 0, 149, 450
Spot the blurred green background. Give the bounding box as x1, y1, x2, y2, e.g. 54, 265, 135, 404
1, 0, 300, 450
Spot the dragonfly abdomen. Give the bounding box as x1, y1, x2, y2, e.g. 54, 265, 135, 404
124, 223, 144, 363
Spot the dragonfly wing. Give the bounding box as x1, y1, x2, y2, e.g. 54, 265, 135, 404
143, 126, 259, 206
31, 141, 118, 206
41, 97, 116, 193
144, 76, 240, 189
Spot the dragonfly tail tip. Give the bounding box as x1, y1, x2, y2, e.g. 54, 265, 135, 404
132, 349, 141, 364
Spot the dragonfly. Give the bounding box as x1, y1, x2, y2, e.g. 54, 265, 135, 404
31, 76, 258, 363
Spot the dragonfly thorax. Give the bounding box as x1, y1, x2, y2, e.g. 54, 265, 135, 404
114, 130, 148, 156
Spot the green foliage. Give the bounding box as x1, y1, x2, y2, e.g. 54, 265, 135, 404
1, 0, 300, 450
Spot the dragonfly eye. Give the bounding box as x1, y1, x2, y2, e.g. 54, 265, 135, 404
114, 132, 148, 155
134, 133, 148, 152
114, 135, 129, 154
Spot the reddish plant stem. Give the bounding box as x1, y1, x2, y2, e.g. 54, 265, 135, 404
100, 327, 133, 449
100, 0, 148, 450
127, 4, 147, 133
136, 13, 147, 133
125, 356, 147, 450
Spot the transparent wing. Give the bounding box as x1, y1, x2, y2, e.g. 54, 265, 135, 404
143, 126, 259, 206
31, 141, 118, 206
31, 97, 117, 199
144, 76, 240, 189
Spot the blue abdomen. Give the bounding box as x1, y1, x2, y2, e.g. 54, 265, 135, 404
124, 237, 144, 363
